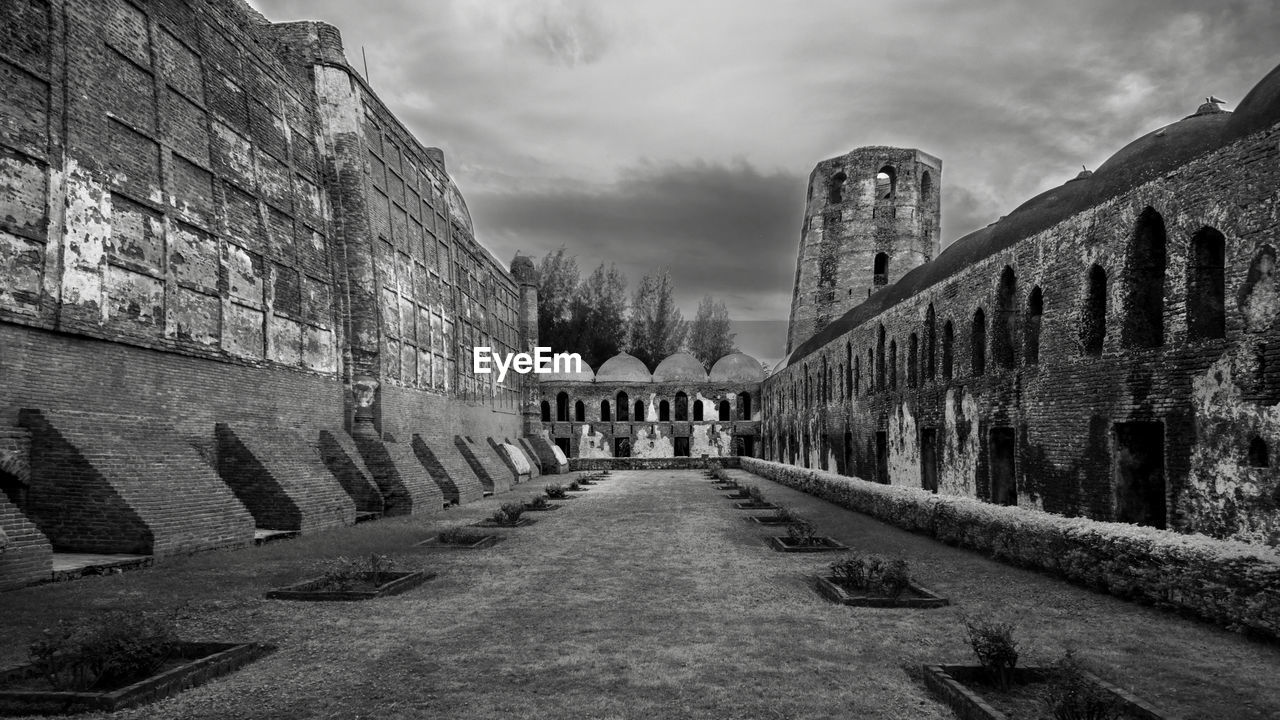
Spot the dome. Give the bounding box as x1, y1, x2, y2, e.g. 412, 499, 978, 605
709, 353, 765, 383
541, 357, 594, 383
594, 352, 652, 383
1225, 60, 1280, 142
652, 352, 708, 383
1090, 109, 1230, 199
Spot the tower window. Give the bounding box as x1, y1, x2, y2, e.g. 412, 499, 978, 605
875, 165, 897, 200
921, 170, 933, 198
828, 171, 847, 204
873, 253, 889, 287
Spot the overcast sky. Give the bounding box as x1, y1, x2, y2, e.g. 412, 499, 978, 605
252, 0, 1279, 365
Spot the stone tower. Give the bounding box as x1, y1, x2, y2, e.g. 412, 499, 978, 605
785, 147, 941, 355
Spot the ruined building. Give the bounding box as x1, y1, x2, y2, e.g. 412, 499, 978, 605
0, 0, 550, 588
766, 66, 1280, 545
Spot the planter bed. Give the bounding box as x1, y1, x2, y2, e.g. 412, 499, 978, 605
748, 515, 796, 525
921, 665, 1172, 720
769, 536, 848, 553
734, 502, 779, 510
523, 503, 563, 512
815, 576, 949, 608
0, 642, 275, 715
415, 534, 500, 550
472, 518, 538, 528
266, 570, 435, 601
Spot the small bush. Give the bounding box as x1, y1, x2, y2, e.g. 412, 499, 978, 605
438, 527, 489, 545
567, 480, 581, 491
29, 611, 178, 691
829, 554, 911, 597
746, 485, 766, 504
786, 519, 820, 546
773, 505, 802, 524
544, 484, 568, 499
879, 559, 911, 598
1042, 652, 1124, 720
965, 620, 1019, 692
527, 496, 550, 509
316, 553, 395, 589
491, 502, 526, 524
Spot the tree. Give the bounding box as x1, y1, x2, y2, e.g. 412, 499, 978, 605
685, 295, 738, 368
627, 270, 686, 370
572, 263, 628, 369
536, 247, 579, 354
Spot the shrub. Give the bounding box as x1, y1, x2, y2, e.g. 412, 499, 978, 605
773, 505, 802, 524
786, 519, 820, 546
746, 485, 766, 504
879, 558, 911, 597
829, 554, 910, 596
438, 527, 489, 545
29, 611, 178, 691
316, 553, 395, 590
491, 502, 526, 524
567, 480, 581, 491
965, 620, 1019, 692
830, 554, 869, 588
527, 496, 550, 509
1042, 652, 1124, 720
544, 484, 568, 499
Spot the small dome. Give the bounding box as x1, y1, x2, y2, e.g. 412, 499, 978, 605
1226, 61, 1280, 142
709, 352, 765, 383
541, 357, 594, 383
595, 352, 652, 383
653, 352, 708, 383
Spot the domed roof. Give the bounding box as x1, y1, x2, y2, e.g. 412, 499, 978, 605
541, 357, 595, 383
709, 353, 765, 383
594, 352, 652, 383
652, 352, 708, 383
1225, 60, 1280, 142
1090, 109, 1230, 198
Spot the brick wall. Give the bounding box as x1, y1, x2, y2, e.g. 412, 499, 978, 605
0, 494, 51, 590
315, 429, 383, 513
454, 436, 515, 494
410, 435, 483, 505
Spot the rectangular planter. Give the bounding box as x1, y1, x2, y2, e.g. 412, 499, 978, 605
748, 515, 795, 525
266, 570, 435, 601
0, 642, 274, 715
921, 665, 1173, 720
815, 576, 949, 608
415, 534, 500, 549
472, 517, 537, 528
768, 536, 849, 553
734, 502, 778, 510
523, 504, 562, 512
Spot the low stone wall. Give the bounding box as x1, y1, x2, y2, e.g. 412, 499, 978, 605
569, 457, 743, 472
740, 458, 1280, 640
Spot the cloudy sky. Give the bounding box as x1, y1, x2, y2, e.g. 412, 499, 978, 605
253, 0, 1278, 365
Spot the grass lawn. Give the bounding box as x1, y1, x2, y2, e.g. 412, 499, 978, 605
0, 469, 1276, 719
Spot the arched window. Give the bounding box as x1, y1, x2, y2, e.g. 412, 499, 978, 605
921, 170, 933, 198
541, 400, 551, 422
1083, 265, 1107, 357
635, 400, 644, 421
1123, 207, 1167, 348
675, 391, 688, 421
876, 325, 886, 388
867, 348, 874, 392
555, 392, 569, 421
875, 165, 897, 199
1248, 436, 1269, 467
845, 343, 853, 399
693, 399, 704, 421
740, 392, 752, 419
873, 252, 889, 287
854, 354, 861, 396
925, 304, 937, 379
907, 333, 919, 388
719, 400, 732, 421
659, 400, 670, 421
828, 171, 847, 204
972, 308, 986, 376
942, 320, 954, 380
1188, 227, 1226, 341
574, 400, 585, 422
617, 391, 630, 421
889, 339, 898, 390
1025, 286, 1043, 365
994, 266, 1016, 369
600, 400, 611, 421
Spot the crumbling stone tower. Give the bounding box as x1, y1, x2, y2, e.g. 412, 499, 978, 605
785, 147, 941, 354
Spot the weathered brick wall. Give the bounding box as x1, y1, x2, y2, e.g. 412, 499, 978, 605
0, 494, 51, 590
742, 457, 1280, 640
765, 118, 1280, 545
409, 434, 484, 505
454, 436, 515, 494
315, 429, 383, 514
19, 409, 256, 555
569, 456, 743, 472
215, 423, 357, 531
350, 434, 444, 516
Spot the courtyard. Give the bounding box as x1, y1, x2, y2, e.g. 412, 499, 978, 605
0, 470, 1276, 720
